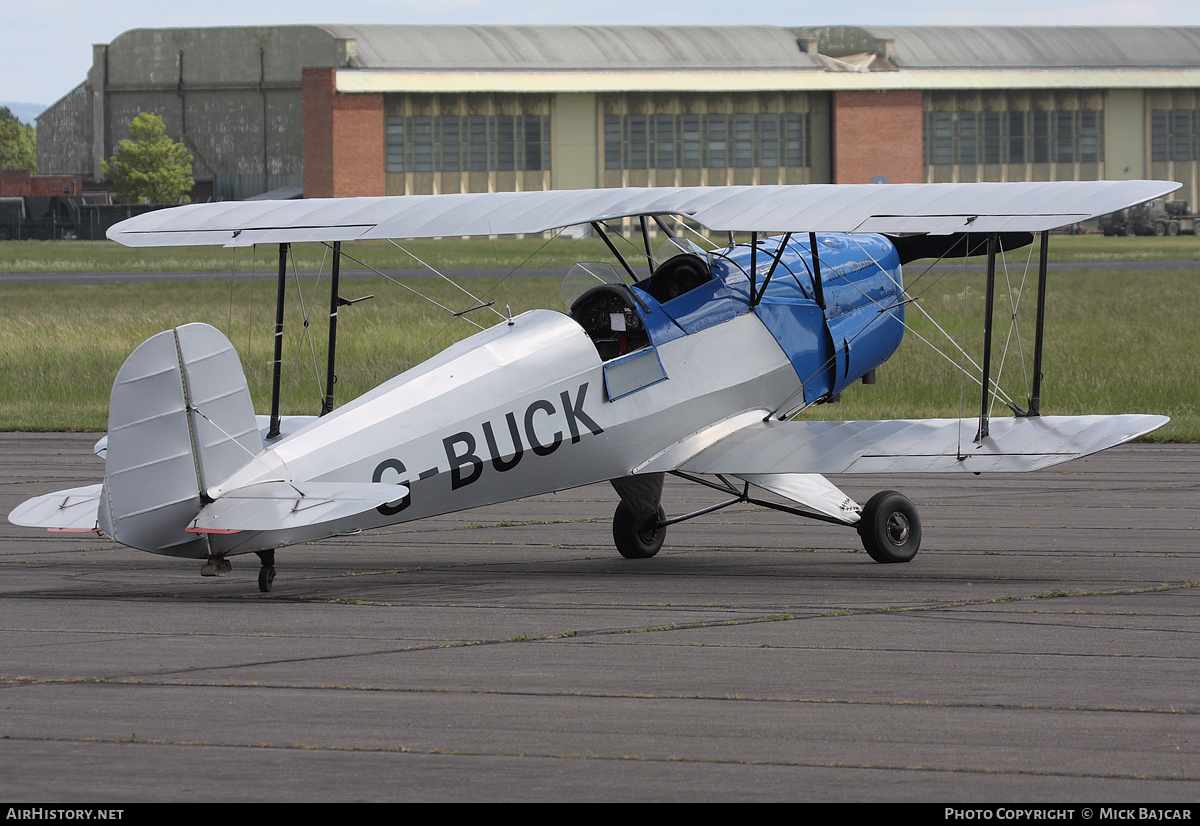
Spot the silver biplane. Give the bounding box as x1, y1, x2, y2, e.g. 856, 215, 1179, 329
9, 182, 1177, 591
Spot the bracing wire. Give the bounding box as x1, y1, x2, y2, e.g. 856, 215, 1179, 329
323, 244, 486, 330
280, 244, 329, 415
313, 231, 583, 377
843, 234, 1027, 412
385, 239, 507, 321
392, 227, 591, 372
473, 227, 589, 303
988, 240, 1037, 418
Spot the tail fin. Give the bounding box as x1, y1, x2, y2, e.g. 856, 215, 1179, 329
98, 323, 260, 557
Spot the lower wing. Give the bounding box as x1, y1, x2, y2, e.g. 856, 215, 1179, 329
663, 414, 1167, 476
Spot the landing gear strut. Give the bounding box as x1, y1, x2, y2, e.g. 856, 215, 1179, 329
857, 490, 921, 563
607, 473, 922, 566
256, 550, 277, 592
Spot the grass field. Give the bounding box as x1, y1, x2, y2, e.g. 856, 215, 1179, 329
0, 236, 618, 273
1, 235, 1196, 440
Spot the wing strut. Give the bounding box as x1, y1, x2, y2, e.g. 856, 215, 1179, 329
590, 221, 650, 312
809, 232, 826, 310
590, 221, 637, 281
749, 232, 758, 301
1027, 230, 1050, 417
321, 241, 342, 416
638, 216, 654, 271
267, 242, 288, 440
651, 215, 677, 239
976, 234, 998, 442
749, 232, 793, 308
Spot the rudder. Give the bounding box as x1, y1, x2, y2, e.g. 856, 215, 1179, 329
98, 323, 260, 557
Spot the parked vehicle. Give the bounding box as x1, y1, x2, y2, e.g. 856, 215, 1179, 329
1100, 198, 1198, 237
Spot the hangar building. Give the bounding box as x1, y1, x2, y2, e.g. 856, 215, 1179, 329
37, 25, 1200, 206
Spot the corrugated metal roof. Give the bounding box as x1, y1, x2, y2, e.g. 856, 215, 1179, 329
319, 25, 824, 72
797, 26, 1200, 70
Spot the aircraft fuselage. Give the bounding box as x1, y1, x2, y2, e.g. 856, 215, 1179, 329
205, 232, 907, 556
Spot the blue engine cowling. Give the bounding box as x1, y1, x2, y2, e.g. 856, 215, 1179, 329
715, 234, 905, 405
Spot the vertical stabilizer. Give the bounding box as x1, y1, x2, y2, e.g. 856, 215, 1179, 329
98, 324, 260, 557
176, 323, 263, 488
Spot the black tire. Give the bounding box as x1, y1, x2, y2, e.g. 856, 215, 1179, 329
258, 565, 276, 592
613, 500, 666, 559
1168, 222, 1179, 237
1154, 222, 1166, 237
857, 490, 921, 564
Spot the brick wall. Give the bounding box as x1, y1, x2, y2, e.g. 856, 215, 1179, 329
831, 90, 924, 184
302, 67, 385, 198
0, 169, 82, 196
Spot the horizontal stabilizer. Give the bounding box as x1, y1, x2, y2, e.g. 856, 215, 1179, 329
677, 415, 1169, 475
9, 484, 103, 532
188, 481, 410, 534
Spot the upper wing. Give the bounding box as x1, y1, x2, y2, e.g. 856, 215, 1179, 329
640, 414, 1168, 476
107, 181, 1181, 248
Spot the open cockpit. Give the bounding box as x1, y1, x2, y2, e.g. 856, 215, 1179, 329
570, 283, 650, 361
567, 237, 716, 362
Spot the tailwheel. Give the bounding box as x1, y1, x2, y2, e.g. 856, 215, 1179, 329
200, 557, 232, 577
857, 490, 921, 564
256, 550, 277, 592
613, 500, 666, 559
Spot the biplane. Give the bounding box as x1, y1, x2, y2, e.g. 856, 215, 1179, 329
9, 181, 1177, 591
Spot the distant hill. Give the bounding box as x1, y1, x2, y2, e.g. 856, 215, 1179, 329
1, 102, 48, 125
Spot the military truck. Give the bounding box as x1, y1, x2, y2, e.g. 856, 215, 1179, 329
1100, 198, 1198, 236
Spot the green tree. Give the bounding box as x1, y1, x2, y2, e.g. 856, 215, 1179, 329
0, 107, 37, 173
102, 113, 194, 204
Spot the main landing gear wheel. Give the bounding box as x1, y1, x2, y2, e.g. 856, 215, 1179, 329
613, 500, 666, 559
256, 550, 277, 592
857, 490, 921, 564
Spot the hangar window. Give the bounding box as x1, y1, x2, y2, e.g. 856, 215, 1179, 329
601, 92, 814, 186
386, 114, 551, 173
604, 112, 807, 171
923, 107, 1103, 168
1151, 110, 1200, 162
